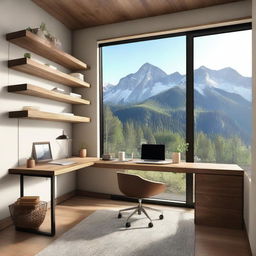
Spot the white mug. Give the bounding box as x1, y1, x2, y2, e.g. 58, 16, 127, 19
118, 151, 125, 161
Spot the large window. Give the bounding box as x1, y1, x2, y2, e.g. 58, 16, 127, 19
100, 24, 252, 206
102, 36, 187, 202
194, 30, 252, 171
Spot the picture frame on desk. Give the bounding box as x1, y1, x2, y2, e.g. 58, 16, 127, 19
32, 141, 53, 163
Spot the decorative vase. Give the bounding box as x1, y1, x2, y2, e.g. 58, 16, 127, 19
53, 38, 62, 49
79, 149, 87, 158
172, 152, 181, 164
27, 158, 35, 168
36, 29, 46, 40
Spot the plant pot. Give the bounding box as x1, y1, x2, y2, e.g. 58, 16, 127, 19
172, 152, 181, 164
27, 158, 35, 168
52, 38, 62, 49
36, 29, 46, 40
79, 149, 87, 158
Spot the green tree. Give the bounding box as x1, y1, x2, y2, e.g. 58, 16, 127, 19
195, 132, 215, 162
104, 106, 124, 154
135, 126, 145, 156
214, 135, 231, 163
214, 136, 251, 165
123, 121, 137, 155
154, 131, 185, 158
143, 126, 156, 144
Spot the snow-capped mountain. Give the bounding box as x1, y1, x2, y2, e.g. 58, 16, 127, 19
194, 66, 251, 101
104, 63, 251, 104
103, 83, 115, 92
104, 63, 168, 104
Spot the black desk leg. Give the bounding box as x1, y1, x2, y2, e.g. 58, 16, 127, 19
16, 174, 56, 237
20, 174, 24, 197
50, 176, 56, 236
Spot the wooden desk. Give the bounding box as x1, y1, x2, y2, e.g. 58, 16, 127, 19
93, 160, 243, 175
9, 157, 98, 176
9, 157, 98, 236
9, 158, 244, 236
94, 160, 244, 229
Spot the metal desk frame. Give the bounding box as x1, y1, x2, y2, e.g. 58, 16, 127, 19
17, 173, 55, 236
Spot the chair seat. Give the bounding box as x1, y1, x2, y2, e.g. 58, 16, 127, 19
117, 172, 166, 199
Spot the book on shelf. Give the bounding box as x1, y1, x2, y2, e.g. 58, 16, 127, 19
51, 87, 66, 94
69, 72, 84, 80
69, 92, 82, 98
51, 88, 82, 99
22, 106, 40, 111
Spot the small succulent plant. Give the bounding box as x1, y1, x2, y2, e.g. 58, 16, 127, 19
176, 142, 189, 153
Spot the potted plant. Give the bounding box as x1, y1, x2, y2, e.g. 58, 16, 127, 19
79, 143, 87, 158
24, 52, 31, 59
26, 26, 39, 34
27, 23, 62, 48
36, 22, 47, 39
172, 142, 189, 164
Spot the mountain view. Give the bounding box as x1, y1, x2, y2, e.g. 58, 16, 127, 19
104, 63, 251, 104
104, 62, 251, 141
102, 30, 251, 200
103, 62, 251, 168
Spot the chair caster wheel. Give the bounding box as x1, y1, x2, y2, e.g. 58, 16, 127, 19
118, 213, 122, 219
148, 222, 153, 228
126, 222, 131, 228
159, 214, 164, 220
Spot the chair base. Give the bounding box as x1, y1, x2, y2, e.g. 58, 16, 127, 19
118, 199, 163, 228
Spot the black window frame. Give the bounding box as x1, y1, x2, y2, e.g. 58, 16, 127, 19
99, 22, 252, 208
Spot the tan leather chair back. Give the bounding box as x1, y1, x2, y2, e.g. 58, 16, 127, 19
117, 172, 166, 199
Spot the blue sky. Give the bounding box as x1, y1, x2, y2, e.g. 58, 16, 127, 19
194, 30, 251, 77
102, 30, 251, 85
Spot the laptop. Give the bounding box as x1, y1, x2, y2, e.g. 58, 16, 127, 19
135, 144, 171, 164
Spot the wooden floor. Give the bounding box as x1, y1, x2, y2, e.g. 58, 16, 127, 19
0, 196, 252, 256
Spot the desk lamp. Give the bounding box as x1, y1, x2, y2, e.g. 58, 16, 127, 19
56, 130, 70, 157
56, 130, 69, 140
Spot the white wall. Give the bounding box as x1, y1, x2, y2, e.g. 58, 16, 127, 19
0, 0, 75, 220
72, 0, 251, 192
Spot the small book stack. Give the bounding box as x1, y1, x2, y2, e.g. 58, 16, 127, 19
51, 87, 82, 98
15, 196, 40, 209
69, 92, 82, 98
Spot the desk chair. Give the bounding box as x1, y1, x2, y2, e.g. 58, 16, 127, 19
117, 172, 166, 228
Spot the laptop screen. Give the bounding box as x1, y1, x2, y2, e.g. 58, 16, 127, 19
141, 144, 165, 160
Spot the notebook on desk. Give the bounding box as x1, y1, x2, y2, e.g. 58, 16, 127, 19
134, 144, 171, 165
49, 159, 76, 165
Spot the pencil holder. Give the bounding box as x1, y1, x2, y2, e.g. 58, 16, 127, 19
27, 158, 35, 168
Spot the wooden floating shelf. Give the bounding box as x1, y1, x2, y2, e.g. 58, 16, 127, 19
6, 30, 88, 70
8, 58, 90, 88
8, 84, 90, 105
9, 110, 90, 123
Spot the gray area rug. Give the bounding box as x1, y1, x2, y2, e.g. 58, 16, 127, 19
36, 209, 194, 256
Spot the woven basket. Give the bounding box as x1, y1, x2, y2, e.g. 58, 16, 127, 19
9, 201, 47, 229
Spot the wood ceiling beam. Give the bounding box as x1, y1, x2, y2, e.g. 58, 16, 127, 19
32, 0, 244, 30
